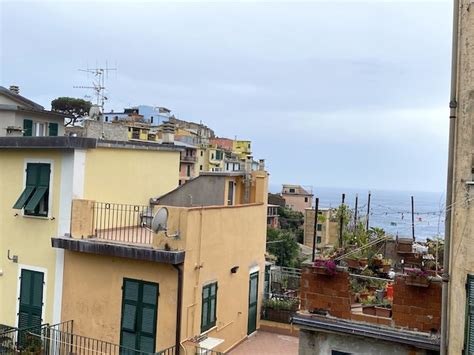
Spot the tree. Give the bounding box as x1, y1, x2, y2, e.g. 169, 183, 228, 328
51, 97, 92, 126
266, 228, 300, 268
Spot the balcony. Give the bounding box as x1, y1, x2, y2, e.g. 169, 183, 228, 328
180, 155, 197, 163
51, 200, 185, 265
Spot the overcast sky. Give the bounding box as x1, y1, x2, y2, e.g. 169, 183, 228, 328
0, 0, 452, 193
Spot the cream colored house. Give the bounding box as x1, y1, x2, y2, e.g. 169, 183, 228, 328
281, 184, 313, 213
52, 169, 268, 354
0, 136, 180, 335
303, 208, 339, 251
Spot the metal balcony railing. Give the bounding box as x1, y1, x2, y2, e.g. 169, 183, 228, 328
93, 202, 153, 245
180, 155, 197, 162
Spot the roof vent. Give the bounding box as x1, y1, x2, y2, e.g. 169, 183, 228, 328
9, 85, 19, 95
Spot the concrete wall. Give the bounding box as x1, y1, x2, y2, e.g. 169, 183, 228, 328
83, 147, 180, 205
66, 120, 128, 141
447, 1, 474, 353
60, 252, 178, 352
298, 329, 430, 355
158, 175, 226, 207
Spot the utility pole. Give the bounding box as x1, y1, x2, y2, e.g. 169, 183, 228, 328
339, 193, 345, 248
411, 196, 415, 241
312, 197, 320, 262
366, 191, 371, 231
354, 193, 359, 228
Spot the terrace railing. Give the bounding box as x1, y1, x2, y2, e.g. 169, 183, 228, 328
92, 201, 153, 245
269, 266, 301, 295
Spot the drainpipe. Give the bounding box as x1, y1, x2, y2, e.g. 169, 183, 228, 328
441, 1, 459, 354
173, 263, 184, 355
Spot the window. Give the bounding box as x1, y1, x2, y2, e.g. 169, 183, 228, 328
316, 236, 322, 244
150, 116, 153, 124
317, 224, 322, 231
211, 153, 215, 160
304, 197, 308, 203
289, 188, 295, 193
331, 351, 351, 355
465, 274, 474, 353
23, 119, 58, 137
18, 269, 44, 330
200, 165, 203, 171
13, 163, 51, 217
201, 282, 217, 333
34, 122, 47, 136
186, 165, 191, 177
227, 181, 234, 205
48, 123, 58, 136
105, 116, 109, 122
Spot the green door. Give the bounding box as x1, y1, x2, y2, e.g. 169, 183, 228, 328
18, 269, 44, 330
120, 279, 159, 353
247, 271, 259, 335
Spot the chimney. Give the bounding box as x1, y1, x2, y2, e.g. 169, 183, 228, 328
244, 155, 253, 173
258, 159, 265, 171
9, 85, 19, 95
162, 120, 175, 144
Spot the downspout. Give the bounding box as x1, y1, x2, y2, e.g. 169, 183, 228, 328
441, 0, 459, 354
173, 263, 184, 355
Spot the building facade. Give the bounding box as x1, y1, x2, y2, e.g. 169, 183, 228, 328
303, 208, 339, 251
281, 184, 313, 213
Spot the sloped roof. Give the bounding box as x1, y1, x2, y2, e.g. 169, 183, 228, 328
0, 86, 44, 110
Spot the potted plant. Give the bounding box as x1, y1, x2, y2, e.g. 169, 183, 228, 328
405, 268, 430, 287
312, 259, 337, 276
358, 287, 370, 302
345, 256, 360, 269
23, 334, 42, 355
382, 259, 392, 273
372, 254, 383, 268
359, 257, 368, 267
263, 298, 299, 323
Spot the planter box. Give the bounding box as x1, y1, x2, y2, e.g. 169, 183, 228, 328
346, 258, 360, 269
404, 254, 423, 265
263, 308, 292, 323
375, 306, 392, 318
311, 266, 334, 276
397, 241, 413, 253
362, 306, 376, 316
405, 275, 431, 287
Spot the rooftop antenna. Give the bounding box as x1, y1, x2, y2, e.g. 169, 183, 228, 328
73, 61, 117, 113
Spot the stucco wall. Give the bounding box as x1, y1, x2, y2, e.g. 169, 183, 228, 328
0, 150, 64, 326
158, 175, 226, 207
448, 1, 474, 353
60, 252, 178, 352
282, 193, 312, 213
303, 209, 338, 249
180, 203, 267, 353
83, 147, 180, 205
299, 329, 429, 355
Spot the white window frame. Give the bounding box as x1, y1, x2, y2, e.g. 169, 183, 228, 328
21, 158, 54, 219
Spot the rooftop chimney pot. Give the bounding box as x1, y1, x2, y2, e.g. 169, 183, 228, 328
9, 85, 19, 95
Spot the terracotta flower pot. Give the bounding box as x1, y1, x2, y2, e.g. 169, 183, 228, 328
372, 259, 383, 267
346, 258, 360, 269
359, 258, 368, 267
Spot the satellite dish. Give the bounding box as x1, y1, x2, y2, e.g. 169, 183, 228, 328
151, 207, 168, 233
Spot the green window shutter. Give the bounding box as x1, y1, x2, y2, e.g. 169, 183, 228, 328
24, 164, 50, 213
18, 269, 44, 330
465, 275, 474, 354
48, 122, 58, 136
120, 279, 158, 353
12, 163, 41, 210
201, 282, 217, 333
23, 119, 32, 136
317, 224, 322, 231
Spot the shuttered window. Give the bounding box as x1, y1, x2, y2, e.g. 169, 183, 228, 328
465, 275, 474, 354
23, 119, 33, 136
201, 282, 217, 333
18, 269, 44, 331
12, 163, 50, 217
120, 279, 159, 353
48, 122, 58, 136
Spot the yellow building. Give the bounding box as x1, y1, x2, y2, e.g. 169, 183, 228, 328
303, 208, 339, 251
232, 140, 251, 160
52, 169, 268, 354
0, 137, 180, 333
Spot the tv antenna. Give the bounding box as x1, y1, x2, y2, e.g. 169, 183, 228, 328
73, 61, 117, 113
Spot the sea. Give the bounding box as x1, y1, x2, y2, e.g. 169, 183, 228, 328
270, 185, 446, 241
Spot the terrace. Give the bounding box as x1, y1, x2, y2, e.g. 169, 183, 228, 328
52, 199, 185, 264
